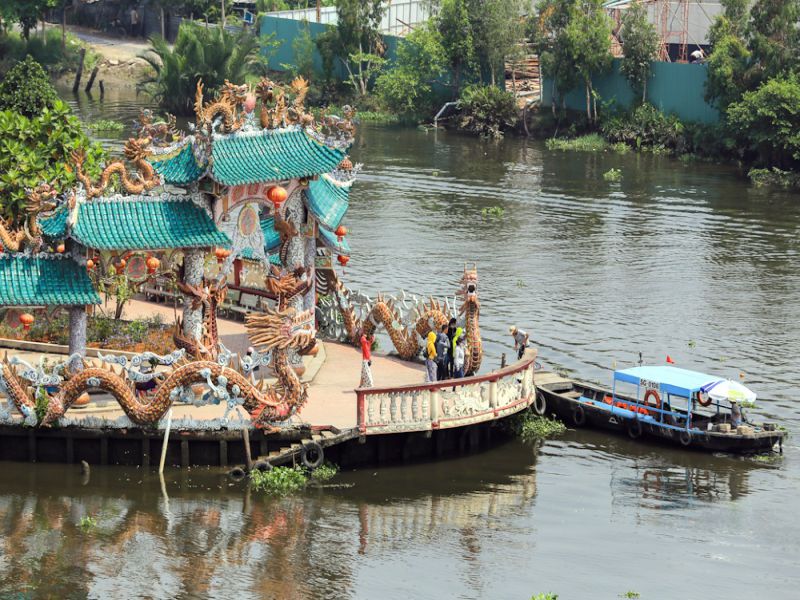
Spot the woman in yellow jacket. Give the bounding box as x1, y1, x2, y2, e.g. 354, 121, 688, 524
425, 331, 437, 382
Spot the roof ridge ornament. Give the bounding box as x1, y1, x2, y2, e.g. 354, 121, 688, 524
71, 137, 163, 199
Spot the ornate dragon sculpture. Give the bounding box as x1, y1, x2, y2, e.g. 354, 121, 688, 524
134, 109, 181, 146
194, 79, 249, 134
72, 137, 161, 199
0, 183, 58, 252
323, 266, 483, 375
173, 280, 227, 360
0, 303, 316, 430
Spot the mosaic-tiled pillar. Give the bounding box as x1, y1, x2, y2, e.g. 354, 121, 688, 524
284, 190, 305, 366
303, 222, 316, 313
67, 305, 87, 373
182, 249, 205, 343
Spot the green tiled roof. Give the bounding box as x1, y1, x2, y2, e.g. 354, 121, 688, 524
318, 226, 350, 257
0, 255, 100, 306
305, 175, 350, 231
261, 216, 281, 252
39, 196, 230, 251
210, 128, 347, 185
148, 139, 205, 185
38, 205, 68, 238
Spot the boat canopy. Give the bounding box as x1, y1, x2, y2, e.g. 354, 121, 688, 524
614, 366, 722, 398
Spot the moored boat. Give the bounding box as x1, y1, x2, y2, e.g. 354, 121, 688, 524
536, 365, 785, 453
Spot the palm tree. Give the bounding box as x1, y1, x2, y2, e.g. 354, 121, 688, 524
138, 22, 260, 115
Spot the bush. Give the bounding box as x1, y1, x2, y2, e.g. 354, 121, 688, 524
456, 84, 518, 138
601, 103, 685, 152
0, 30, 98, 76
0, 56, 58, 118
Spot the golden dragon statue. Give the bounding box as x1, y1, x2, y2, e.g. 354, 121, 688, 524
256, 76, 314, 130
329, 266, 483, 375
0, 183, 59, 252
195, 79, 249, 134
72, 137, 161, 199
0, 303, 316, 430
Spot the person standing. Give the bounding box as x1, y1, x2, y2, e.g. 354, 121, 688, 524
453, 335, 466, 379
359, 332, 373, 388
509, 325, 529, 360
424, 331, 437, 383
129, 7, 140, 37
446, 317, 457, 377
435, 324, 450, 380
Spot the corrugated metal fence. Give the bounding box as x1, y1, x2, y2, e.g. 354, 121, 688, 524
541, 59, 719, 123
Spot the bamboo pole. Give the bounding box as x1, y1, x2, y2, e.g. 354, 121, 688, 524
158, 408, 173, 474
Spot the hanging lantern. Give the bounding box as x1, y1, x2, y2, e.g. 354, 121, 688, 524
214, 247, 231, 264
114, 257, 127, 275
337, 254, 349, 267
335, 225, 347, 241
20, 313, 34, 331
56, 242, 65, 253
86, 259, 95, 271
267, 185, 288, 209
146, 255, 160, 274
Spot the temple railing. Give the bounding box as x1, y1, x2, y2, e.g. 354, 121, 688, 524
356, 349, 537, 435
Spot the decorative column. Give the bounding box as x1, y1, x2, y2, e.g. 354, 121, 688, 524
283, 190, 306, 314
182, 249, 205, 343
67, 305, 87, 373
303, 221, 316, 313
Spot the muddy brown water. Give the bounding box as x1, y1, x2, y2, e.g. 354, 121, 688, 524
1, 89, 797, 599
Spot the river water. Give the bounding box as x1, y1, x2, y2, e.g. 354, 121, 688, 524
1, 89, 797, 599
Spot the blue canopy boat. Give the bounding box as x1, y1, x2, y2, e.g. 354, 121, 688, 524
536, 365, 785, 453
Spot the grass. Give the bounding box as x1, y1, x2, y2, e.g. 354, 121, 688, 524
250, 463, 340, 495
87, 119, 125, 132
603, 168, 622, 182
531, 594, 558, 600
546, 133, 608, 152
79, 515, 97, 530
520, 415, 566, 442
621, 592, 640, 599
311, 105, 401, 125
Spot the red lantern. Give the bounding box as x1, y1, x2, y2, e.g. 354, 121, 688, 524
86, 259, 95, 271
267, 185, 288, 209
114, 258, 127, 275
56, 242, 65, 253
214, 247, 231, 264
335, 225, 347, 241
146, 255, 160, 274
20, 313, 34, 331
337, 254, 349, 267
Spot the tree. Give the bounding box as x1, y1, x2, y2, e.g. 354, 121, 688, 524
726, 75, 800, 169
620, 2, 659, 102
437, 0, 475, 95
375, 22, 448, 116
0, 0, 57, 40
529, 0, 581, 116
466, 0, 526, 86
564, 0, 612, 123
705, 32, 751, 109
748, 0, 800, 81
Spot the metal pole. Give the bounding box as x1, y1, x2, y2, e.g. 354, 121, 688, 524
158, 407, 173, 474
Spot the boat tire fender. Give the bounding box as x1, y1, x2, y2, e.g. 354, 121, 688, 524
533, 391, 547, 416
572, 404, 586, 427
628, 418, 642, 439
228, 466, 246, 481
680, 430, 692, 447
252, 460, 272, 473
301, 441, 324, 469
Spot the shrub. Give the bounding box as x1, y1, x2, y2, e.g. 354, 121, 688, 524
139, 22, 260, 115
601, 103, 685, 152
456, 84, 518, 138
0, 55, 58, 117
603, 167, 622, 182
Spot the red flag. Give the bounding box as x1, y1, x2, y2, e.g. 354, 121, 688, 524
666, 355, 675, 364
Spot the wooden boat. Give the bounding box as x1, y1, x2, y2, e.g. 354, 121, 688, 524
536, 366, 785, 453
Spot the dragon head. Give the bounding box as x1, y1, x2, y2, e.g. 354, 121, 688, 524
221, 80, 249, 106
256, 77, 277, 104
458, 265, 479, 313
246, 305, 317, 356
123, 137, 152, 162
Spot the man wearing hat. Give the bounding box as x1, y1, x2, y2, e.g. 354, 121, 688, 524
509, 326, 529, 360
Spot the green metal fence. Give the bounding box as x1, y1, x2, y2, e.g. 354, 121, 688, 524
541, 59, 719, 124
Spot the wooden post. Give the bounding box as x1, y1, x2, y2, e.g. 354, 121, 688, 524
316, 0, 321, 22
72, 47, 86, 94
99, 80, 105, 97
242, 428, 252, 470
84, 66, 99, 93
500, 353, 506, 369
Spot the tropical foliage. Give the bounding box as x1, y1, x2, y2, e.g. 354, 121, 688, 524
619, 2, 660, 102
0, 0, 56, 40
456, 84, 518, 138
0, 29, 97, 76
139, 22, 260, 114
0, 64, 104, 227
